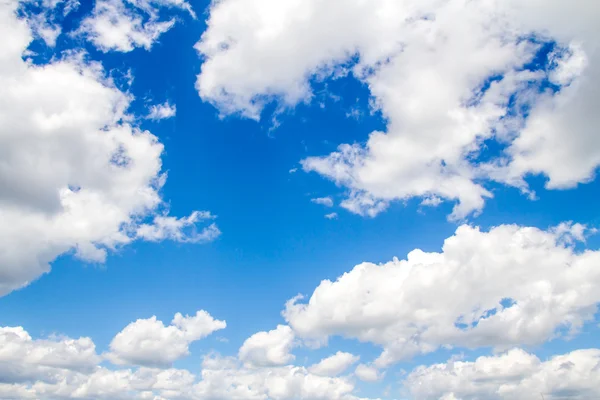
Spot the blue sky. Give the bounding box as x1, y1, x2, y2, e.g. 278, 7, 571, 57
1, 0, 600, 399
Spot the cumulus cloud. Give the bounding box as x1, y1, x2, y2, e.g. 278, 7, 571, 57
106, 310, 226, 367
79, 0, 194, 52
146, 100, 176, 120
238, 324, 296, 367
325, 212, 338, 220
354, 364, 383, 382
404, 348, 600, 400
2, 324, 600, 400
0, 0, 217, 297
309, 352, 359, 377
196, 0, 600, 219
311, 197, 334, 207
195, 353, 359, 400
0, 326, 99, 383
284, 222, 600, 367
0, 325, 365, 400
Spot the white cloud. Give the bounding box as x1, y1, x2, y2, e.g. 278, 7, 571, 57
106, 310, 226, 367
311, 196, 334, 207
420, 196, 442, 208
404, 348, 600, 400
146, 100, 176, 120
136, 211, 221, 243
0, 362, 197, 399
0, 0, 217, 297
195, 354, 359, 400
0, 326, 100, 383
0, 325, 365, 400
354, 364, 383, 382
196, 0, 600, 219
309, 352, 359, 377
325, 212, 338, 220
79, 0, 194, 52
284, 222, 600, 367
238, 324, 296, 367
20, 0, 80, 47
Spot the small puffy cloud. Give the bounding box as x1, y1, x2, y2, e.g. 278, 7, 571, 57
106, 310, 226, 367
325, 212, 338, 220
284, 222, 600, 367
238, 325, 296, 367
79, 0, 194, 52
404, 348, 600, 400
311, 197, 334, 207
309, 352, 359, 377
354, 364, 383, 382
146, 101, 176, 120
420, 196, 442, 207
136, 211, 221, 243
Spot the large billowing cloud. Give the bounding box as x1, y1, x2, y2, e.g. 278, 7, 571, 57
196, 0, 600, 219
284, 222, 600, 367
0, 0, 218, 297
404, 348, 600, 400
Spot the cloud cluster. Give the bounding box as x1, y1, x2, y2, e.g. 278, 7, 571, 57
197, 0, 600, 219
0, 0, 218, 297
404, 348, 600, 400
2, 219, 600, 398
0, 320, 364, 400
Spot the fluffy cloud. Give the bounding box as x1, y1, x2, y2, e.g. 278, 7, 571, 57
0, 325, 365, 400
0, 327, 99, 383
354, 364, 382, 383
146, 100, 177, 120
284, 222, 600, 367
197, 0, 600, 219
311, 197, 334, 207
238, 324, 296, 367
80, 0, 194, 52
309, 352, 359, 377
0, 0, 217, 297
0, 361, 197, 399
106, 310, 226, 367
404, 348, 600, 400
195, 354, 359, 400
4, 323, 600, 400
